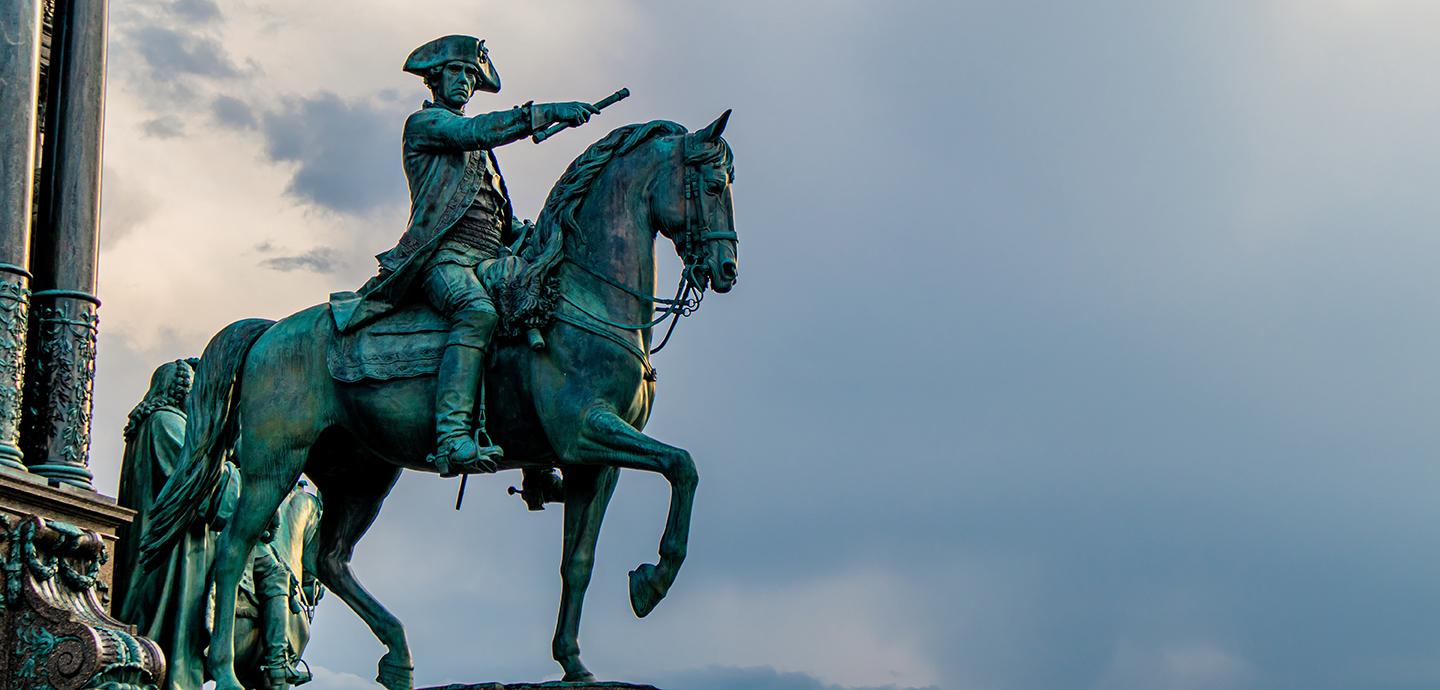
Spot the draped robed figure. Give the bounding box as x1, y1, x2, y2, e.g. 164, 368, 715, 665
113, 359, 215, 690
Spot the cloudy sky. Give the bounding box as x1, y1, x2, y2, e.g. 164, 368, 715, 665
85, 1, 1440, 689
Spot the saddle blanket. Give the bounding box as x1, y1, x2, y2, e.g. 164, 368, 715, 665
327, 292, 448, 382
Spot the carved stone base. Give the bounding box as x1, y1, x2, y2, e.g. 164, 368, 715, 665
422, 684, 660, 689
0, 470, 131, 591
0, 472, 164, 689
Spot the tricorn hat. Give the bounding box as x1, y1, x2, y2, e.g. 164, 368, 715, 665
403, 35, 485, 75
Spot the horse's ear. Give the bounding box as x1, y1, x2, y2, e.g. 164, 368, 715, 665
696, 109, 732, 143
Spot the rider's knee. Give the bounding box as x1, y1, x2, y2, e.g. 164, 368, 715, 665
447, 307, 498, 348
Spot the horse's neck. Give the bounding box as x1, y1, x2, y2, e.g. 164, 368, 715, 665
567, 157, 660, 326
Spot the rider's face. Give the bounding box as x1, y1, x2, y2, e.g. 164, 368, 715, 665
435, 62, 480, 109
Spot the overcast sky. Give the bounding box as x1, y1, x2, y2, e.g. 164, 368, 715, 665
87, 1, 1440, 689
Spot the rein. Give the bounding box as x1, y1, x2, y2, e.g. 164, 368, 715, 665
551, 138, 734, 378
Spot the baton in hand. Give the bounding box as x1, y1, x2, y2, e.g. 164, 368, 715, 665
532, 88, 631, 144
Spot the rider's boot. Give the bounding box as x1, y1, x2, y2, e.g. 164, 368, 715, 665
258, 596, 311, 689
427, 312, 504, 476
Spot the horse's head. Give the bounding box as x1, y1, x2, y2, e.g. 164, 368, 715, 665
655, 110, 738, 294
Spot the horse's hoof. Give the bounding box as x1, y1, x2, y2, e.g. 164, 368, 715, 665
628, 563, 666, 618
377, 652, 415, 690
558, 653, 594, 682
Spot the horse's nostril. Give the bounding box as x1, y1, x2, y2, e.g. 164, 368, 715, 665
719, 260, 737, 280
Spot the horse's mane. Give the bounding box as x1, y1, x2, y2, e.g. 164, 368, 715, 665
497, 121, 689, 332
537, 120, 688, 247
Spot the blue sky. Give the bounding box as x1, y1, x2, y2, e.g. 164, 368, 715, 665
90, 1, 1440, 689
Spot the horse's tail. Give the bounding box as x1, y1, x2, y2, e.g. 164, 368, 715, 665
137, 317, 275, 569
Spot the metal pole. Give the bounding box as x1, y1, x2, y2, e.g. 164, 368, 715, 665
0, 0, 46, 474
22, 0, 107, 489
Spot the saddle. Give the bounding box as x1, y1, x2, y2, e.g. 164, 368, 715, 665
326, 301, 449, 383
326, 233, 563, 383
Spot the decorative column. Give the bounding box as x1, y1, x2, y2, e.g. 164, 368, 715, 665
20, 0, 106, 490
0, 0, 46, 474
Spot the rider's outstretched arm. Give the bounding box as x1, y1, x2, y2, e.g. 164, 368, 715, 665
406, 104, 539, 152
407, 101, 599, 153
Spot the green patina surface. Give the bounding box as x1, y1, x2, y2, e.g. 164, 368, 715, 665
132, 34, 736, 690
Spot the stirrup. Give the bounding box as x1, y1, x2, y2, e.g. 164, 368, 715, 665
428, 433, 503, 477
261, 657, 311, 688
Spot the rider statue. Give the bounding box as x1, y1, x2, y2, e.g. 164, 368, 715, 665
339, 35, 599, 476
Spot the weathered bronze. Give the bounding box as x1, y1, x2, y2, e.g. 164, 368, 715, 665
0, 0, 45, 473
114, 360, 324, 690
0, 512, 165, 689
136, 37, 736, 688
336, 34, 605, 479
20, 0, 109, 490
113, 360, 207, 689
0, 0, 166, 687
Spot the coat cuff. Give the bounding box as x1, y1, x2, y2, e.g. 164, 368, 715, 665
517, 100, 538, 134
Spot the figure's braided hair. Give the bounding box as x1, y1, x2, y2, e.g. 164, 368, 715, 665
122, 359, 196, 441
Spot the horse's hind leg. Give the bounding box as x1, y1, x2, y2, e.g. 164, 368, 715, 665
552, 465, 619, 682
209, 446, 305, 690
566, 407, 697, 619
307, 457, 411, 690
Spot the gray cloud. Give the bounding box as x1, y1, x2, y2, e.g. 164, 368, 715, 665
169, 0, 222, 24
93, 2, 1440, 690
259, 92, 408, 215
212, 94, 257, 129
130, 25, 241, 79
259, 247, 341, 273
98, 167, 158, 248
140, 116, 185, 139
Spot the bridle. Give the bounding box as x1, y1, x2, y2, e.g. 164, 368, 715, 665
553, 135, 735, 379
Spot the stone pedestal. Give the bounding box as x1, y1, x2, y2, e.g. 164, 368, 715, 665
0, 471, 165, 689
0, 471, 130, 592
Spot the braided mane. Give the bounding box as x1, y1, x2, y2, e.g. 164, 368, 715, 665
496, 121, 687, 334
536, 120, 688, 247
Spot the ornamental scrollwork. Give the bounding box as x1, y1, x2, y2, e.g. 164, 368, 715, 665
0, 282, 29, 454
20, 303, 99, 482
0, 515, 164, 689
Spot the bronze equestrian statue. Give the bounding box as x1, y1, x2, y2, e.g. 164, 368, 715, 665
137, 34, 738, 690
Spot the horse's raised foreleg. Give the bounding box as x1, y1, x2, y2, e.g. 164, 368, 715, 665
208, 452, 302, 690
570, 407, 697, 618
309, 461, 411, 690
552, 465, 619, 681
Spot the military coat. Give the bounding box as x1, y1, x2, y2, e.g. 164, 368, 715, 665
335, 100, 533, 331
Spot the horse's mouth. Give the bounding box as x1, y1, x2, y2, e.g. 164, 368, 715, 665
710, 259, 737, 293
709, 273, 735, 294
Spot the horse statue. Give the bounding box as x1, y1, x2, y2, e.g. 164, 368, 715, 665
137, 112, 738, 690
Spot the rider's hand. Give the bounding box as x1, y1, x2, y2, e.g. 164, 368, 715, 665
542, 101, 600, 127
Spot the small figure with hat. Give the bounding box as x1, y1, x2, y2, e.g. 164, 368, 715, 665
344, 35, 599, 476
